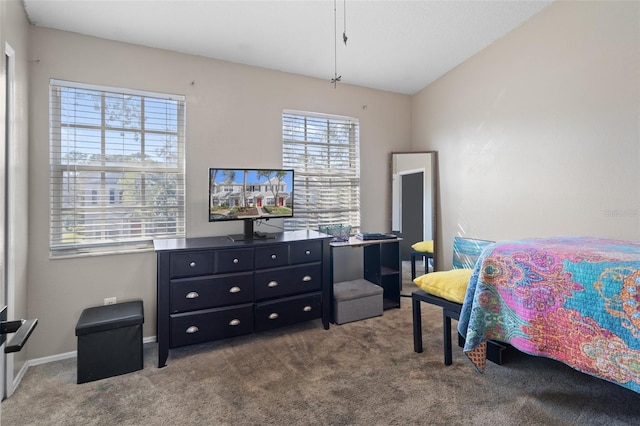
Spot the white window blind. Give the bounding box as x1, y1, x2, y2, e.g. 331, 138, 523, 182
49, 80, 186, 257
282, 110, 360, 233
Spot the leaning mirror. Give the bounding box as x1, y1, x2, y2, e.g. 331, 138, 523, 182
391, 151, 438, 275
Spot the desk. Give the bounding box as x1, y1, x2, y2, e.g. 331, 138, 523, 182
330, 237, 402, 311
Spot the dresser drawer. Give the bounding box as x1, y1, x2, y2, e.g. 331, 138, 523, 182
254, 263, 322, 301
170, 273, 254, 313
214, 248, 254, 274
170, 304, 253, 348
255, 245, 289, 269
290, 241, 323, 264
254, 292, 322, 332
170, 252, 214, 278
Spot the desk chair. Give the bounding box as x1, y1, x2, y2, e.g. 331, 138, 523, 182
410, 240, 434, 279
412, 237, 505, 365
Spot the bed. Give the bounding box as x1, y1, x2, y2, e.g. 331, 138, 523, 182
458, 236, 640, 394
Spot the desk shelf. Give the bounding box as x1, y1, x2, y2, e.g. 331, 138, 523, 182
363, 240, 401, 310
330, 237, 402, 313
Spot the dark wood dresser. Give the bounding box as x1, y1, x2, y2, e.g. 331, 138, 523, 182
154, 230, 331, 367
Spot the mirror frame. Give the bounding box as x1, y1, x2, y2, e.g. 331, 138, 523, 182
391, 151, 439, 271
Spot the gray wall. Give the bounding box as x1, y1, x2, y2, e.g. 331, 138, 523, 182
27, 27, 411, 360
412, 1, 640, 268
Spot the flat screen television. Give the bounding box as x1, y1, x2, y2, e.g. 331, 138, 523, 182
209, 168, 294, 241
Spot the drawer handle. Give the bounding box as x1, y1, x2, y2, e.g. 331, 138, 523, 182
229, 319, 241, 326
305, 250, 311, 255
268, 313, 279, 320
185, 291, 199, 299
268, 281, 278, 288
271, 254, 277, 260
229, 286, 241, 293
303, 305, 312, 312
189, 261, 196, 268
233, 258, 239, 264
302, 275, 312, 282
186, 326, 199, 334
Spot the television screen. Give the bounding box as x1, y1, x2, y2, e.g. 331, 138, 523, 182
209, 168, 294, 222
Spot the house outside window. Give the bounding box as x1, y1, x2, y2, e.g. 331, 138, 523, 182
282, 110, 360, 234
49, 80, 186, 257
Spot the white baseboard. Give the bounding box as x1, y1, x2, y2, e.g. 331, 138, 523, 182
24, 335, 157, 367
5, 336, 157, 398
4, 359, 28, 398
28, 350, 77, 367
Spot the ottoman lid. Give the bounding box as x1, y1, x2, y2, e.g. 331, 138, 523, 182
334, 279, 383, 302
76, 300, 144, 336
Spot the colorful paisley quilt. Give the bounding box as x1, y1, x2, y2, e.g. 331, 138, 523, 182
458, 236, 640, 394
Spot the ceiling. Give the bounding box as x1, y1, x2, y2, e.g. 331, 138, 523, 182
22, 0, 553, 95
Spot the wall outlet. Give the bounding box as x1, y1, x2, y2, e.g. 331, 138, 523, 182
104, 297, 117, 305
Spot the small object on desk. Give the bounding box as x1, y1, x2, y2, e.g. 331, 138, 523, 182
355, 232, 398, 241
253, 231, 267, 238
318, 224, 351, 243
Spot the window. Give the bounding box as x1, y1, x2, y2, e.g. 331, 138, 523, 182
49, 80, 186, 257
282, 110, 360, 233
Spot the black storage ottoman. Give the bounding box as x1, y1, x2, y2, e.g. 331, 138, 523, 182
75, 300, 144, 384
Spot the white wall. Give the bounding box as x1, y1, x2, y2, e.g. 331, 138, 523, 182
412, 1, 640, 268
27, 28, 411, 359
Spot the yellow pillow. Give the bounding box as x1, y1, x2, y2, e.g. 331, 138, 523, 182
413, 269, 473, 304
411, 240, 434, 253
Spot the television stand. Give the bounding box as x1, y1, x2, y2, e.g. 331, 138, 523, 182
153, 230, 332, 367
227, 218, 268, 241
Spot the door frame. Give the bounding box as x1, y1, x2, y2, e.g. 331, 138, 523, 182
2, 41, 17, 399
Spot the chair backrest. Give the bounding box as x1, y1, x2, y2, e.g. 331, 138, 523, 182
452, 237, 494, 269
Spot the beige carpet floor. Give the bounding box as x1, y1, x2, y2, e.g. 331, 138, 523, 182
2, 263, 639, 425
